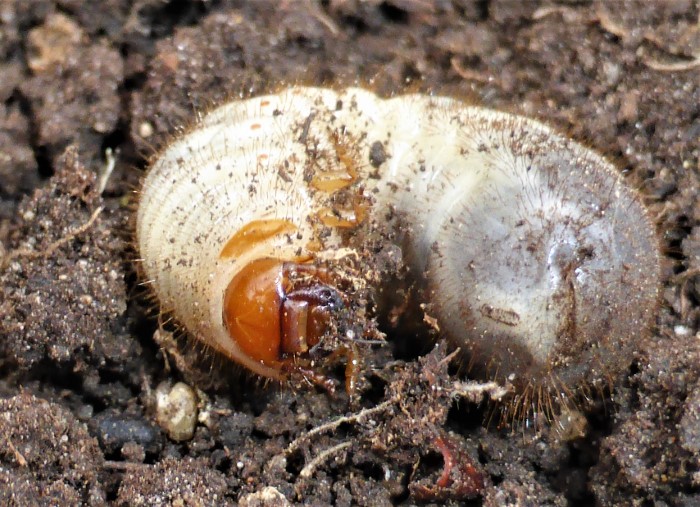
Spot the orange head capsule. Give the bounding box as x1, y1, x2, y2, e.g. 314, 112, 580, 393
222, 258, 343, 374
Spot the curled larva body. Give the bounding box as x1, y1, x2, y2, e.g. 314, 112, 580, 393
136, 86, 660, 403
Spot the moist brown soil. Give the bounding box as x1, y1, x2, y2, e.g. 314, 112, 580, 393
0, 1, 699, 506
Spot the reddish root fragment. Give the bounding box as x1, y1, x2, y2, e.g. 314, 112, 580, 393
409, 432, 485, 502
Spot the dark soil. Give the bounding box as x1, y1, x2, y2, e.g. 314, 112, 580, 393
0, 1, 699, 505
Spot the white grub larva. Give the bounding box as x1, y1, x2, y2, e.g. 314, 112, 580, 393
136, 86, 660, 413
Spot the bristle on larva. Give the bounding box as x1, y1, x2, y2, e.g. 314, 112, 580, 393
136, 86, 661, 412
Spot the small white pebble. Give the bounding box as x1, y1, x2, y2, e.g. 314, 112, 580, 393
139, 121, 154, 138
675, 325, 692, 337
155, 381, 198, 442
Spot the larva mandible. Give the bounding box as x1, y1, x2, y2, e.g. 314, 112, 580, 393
136, 86, 660, 408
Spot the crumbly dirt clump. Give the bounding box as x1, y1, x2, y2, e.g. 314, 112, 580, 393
0, 393, 106, 505
0, 147, 127, 373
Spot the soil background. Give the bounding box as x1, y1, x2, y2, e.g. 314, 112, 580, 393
1, 1, 699, 506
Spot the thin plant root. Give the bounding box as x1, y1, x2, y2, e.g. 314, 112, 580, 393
284, 398, 396, 457
298, 441, 352, 480
4, 435, 28, 467
1, 206, 104, 269
643, 56, 700, 72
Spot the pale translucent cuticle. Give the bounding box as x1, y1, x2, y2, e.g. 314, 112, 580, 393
136, 86, 661, 410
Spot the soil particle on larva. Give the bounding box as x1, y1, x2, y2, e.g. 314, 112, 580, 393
0, 1, 699, 505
